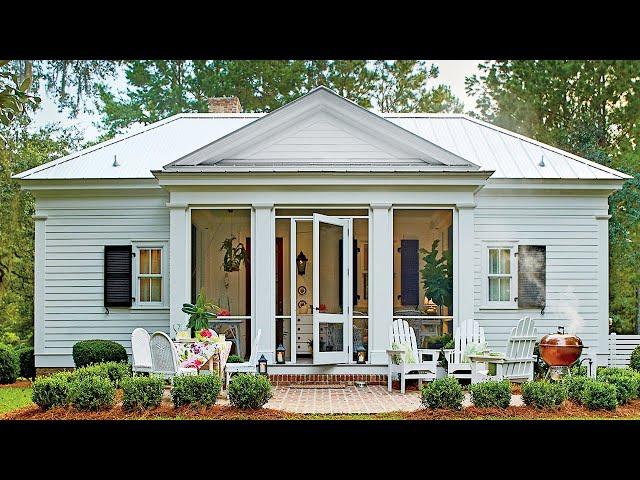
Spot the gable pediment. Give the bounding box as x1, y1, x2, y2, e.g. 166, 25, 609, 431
165, 87, 478, 171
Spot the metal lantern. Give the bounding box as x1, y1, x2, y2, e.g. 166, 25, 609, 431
276, 344, 286, 364
258, 354, 268, 375
356, 345, 366, 364
296, 251, 308, 275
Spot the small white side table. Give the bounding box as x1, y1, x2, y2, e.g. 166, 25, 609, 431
467, 354, 506, 384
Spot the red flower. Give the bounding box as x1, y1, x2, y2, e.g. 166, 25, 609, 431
199, 328, 212, 338
218, 309, 231, 317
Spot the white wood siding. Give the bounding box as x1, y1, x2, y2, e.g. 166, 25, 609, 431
37, 192, 170, 367
473, 190, 609, 355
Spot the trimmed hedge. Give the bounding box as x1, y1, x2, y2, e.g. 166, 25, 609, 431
67, 375, 116, 411
601, 375, 638, 405
581, 379, 617, 410
121, 375, 165, 411
0, 343, 19, 384
32, 372, 74, 409
469, 380, 512, 409
16, 346, 35, 379
74, 362, 131, 388
630, 345, 640, 372
420, 377, 463, 410
72, 340, 128, 368
228, 374, 273, 409
172, 374, 222, 408
563, 375, 590, 404
521, 381, 567, 408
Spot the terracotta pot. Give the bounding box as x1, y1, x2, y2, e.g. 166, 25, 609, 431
539, 327, 583, 367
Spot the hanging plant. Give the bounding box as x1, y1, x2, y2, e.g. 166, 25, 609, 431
420, 239, 453, 313
221, 235, 247, 272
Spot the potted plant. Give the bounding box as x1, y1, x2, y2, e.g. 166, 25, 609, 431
221, 236, 247, 272
420, 240, 453, 315
181, 289, 220, 338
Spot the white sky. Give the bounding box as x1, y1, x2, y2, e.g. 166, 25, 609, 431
29, 60, 482, 142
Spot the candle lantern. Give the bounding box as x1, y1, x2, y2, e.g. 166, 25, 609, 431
257, 354, 268, 375
296, 251, 308, 275
276, 344, 286, 364
356, 345, 366, 364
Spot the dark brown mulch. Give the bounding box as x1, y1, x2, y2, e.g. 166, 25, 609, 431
0, 380, 33, 389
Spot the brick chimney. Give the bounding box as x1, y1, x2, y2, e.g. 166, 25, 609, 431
207, 96, 242, 113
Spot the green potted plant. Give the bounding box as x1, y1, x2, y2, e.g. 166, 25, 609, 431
181, 289, 220, 338
420, 240, 453, 315
221, 236, 247, 272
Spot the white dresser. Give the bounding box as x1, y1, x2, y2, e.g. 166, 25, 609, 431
296, 314, 313, 355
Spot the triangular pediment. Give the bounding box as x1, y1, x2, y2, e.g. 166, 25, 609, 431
165, 87, 478, 171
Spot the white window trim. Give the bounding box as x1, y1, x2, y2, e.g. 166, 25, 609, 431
480, 240, 518, 310
131, 241, 169, 310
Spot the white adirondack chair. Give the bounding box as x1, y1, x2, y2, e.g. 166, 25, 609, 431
387, 319, 439, 394
445, 319, 486, 380
131, 327, 152, 375
149, 331, 198, 380
225, 329, 262, 388
473, 317, 538, 383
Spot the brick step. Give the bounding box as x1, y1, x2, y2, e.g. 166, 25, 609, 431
268, 374, 388, 385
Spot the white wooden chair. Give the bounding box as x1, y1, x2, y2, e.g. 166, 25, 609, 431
150, 331, 198, 380
472, 317, 537, 383
387, 319, 439, 394
225, 329, 262, 388
131, 327, 153, 375
444, 318, 486, 380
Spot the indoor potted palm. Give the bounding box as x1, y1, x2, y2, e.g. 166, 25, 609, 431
181, 289, 220, 338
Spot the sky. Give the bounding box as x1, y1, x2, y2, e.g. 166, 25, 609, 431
29, 60, 482, 142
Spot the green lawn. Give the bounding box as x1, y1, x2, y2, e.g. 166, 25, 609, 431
0, 388, 33, 415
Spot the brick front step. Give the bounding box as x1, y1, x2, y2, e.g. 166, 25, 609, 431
268, 373, 388, 385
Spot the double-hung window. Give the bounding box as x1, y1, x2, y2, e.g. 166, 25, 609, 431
483, 242, 517, 308
133, 242, 167, 308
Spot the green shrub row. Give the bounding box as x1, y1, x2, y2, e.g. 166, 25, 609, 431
228, 374, 272, 409
469, 380, 512, 408
420, 377, 463, 410
521, 381, 567, 408
121, 375, 165, 411
172, 374, 222, 408
0, 343, 20, 384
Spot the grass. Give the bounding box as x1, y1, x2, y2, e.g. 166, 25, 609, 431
0, 387, 33, 415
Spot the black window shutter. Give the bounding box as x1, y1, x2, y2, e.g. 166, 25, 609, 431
518, 245, 546, 309
400, 239, 420, 307
104, 245, 133, 307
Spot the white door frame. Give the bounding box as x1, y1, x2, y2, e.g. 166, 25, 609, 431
312, 213, 351, 364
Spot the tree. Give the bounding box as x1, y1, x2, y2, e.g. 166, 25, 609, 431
0, 124, 83, 345
0, 61, 40, 143
467, 60, 640, 333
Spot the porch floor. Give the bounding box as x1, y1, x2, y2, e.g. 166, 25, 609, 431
220, 384, 524, 414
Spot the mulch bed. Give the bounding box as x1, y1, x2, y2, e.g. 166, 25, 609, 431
0, 380, 32, 389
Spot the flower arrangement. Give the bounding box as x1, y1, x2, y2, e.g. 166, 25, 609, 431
195, 328, 216, 342
218, 309, 231, 317
182, 289, 220, 336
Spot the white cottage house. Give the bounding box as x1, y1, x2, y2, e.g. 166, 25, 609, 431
14, 86, 629, 378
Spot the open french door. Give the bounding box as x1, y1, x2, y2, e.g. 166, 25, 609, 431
312, 214, 350, 364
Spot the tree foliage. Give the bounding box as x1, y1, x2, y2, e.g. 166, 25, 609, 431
0, 61, 40, 144
467, 61, 640, 332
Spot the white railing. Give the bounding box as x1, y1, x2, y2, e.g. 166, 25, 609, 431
608, 333, 640, 367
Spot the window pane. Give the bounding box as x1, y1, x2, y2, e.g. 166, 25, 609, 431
150, 277, 162, 302
500, 249, 510, 274
139, 278, 150, 302
319, 323, 343, 352
489, 249, 498, 274
489, 277, 500, 302
499, 277, 511, 301
318, 221, 343, 315
139, 249, 150, 274
151, 249, 162, 274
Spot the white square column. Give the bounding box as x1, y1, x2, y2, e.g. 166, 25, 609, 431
596, 214, 611, 364
456, 202, 476, 333
168, 202, 190, 336
253, 203, 275, 362
33, 214, 47, 362
368, 203, 393, 364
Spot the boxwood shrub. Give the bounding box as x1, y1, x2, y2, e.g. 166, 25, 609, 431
16, 346, 35, 379
228, 374, 273, 409
226, 354, 244, 363
581, 379, 618, 410
172, 374, 222, 408
73, 361, 131, 388
600, 375, 638, 405
121, 375, 165, 411
67, 375, 116, 411
630, 345, 640, 372
31, 372, 74, 409
420, 377, 463, 410
563, 375, 590, 404
72, 340, 128, 368
469, 380, 512, 409
0, 343, 20, 384
521, 381, 567, 408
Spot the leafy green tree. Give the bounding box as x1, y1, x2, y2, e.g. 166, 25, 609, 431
467, 60, 640, 333
0, 61, 40, 143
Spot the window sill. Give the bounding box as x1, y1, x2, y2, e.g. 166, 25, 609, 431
478, 305, 519, 311
130, 306, 170, 311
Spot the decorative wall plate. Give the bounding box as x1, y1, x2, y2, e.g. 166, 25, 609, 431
297, 285, 307, 296
297, 300, 307, 309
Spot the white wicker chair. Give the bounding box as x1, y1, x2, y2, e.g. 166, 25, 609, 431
150, 331, 198, 380
225, 329, 261, 388
131, 328, 153, 375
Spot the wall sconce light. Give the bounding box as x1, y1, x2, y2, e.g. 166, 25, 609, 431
296, 251, 308, 276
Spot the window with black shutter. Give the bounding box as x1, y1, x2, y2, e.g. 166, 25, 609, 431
104, 245, 132, 307
518, 245, 546, 309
